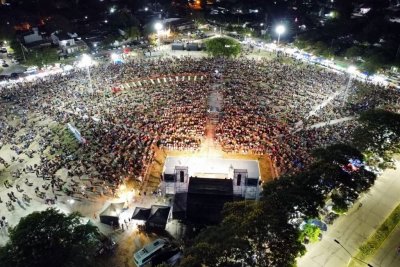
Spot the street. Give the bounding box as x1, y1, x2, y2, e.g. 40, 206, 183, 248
368, 223, 400, 267
298, 161, 400, 267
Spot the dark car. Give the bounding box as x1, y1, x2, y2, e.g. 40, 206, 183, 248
10, 73, 19, 79
2, 63, 9, 67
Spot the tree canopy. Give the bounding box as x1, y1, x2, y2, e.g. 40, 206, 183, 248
180, 142, 378, 266
353, 109, 400, 158
0, 208, 101, 267
204, 37, 242, 58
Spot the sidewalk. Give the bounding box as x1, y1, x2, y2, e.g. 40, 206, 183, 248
297, 161, 400, 267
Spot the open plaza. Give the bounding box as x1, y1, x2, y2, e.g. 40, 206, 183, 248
0, 46, 400, 266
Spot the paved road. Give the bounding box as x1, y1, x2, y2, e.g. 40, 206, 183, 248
368, 223, 400, 267
297, 161, 400, 267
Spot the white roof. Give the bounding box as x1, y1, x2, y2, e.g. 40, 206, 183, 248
164, 157, 260, 179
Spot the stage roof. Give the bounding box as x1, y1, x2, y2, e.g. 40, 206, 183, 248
164, 157, 260, 179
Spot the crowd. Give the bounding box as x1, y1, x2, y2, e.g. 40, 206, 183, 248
0, 56, 399, 219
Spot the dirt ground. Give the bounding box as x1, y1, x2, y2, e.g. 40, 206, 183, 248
96, 231, 156, 267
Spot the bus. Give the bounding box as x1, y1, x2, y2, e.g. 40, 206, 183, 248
133, 239, 168, 267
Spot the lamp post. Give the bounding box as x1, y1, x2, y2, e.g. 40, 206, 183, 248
343, 65, 357, 105
154, 22, 163, 49
80, 54, 93, 94
334, 239, 374, 267
276, 25, 286, 46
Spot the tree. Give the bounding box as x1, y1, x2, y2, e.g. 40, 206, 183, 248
204, 37, 242, 58
109, 10, 139, 29
344, 46, 364, 58
47, 14, 72, 33
312, 144, 364, 165
0, 208, 101, 267
125, 26, 140, 40
182, 199, 306, 267
335, 0, 355, 20
353, 109, 400, 157
0, 24, 15, 42
313, 41, 333, 57
299, 224, 321, 243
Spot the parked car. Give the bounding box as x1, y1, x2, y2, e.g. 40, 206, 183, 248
323, 212, 339, 225
2, 63, 9, 67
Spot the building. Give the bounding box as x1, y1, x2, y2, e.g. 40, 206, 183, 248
162, 157, 261, 199
22, 27, 43, 44
51, 31, 88, 54
162, 157, 261, 224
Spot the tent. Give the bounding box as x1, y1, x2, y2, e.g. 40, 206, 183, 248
130, 205, 171, 229
186, 43, 199, 51
147, 205, 171, 229
131, 207, 151, 221
171, 43, 184, 51
99, 202, 125, 226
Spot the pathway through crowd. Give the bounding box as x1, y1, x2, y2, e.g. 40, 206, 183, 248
200, 84, 224, 158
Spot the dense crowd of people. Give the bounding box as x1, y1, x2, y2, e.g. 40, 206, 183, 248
0, 56, 399, 218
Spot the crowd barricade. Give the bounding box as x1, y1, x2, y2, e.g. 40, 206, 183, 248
110, 73, 208, 94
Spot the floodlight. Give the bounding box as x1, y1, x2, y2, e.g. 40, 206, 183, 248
276, 25, 286, 35
347, 66, 357, 74
154, 22, 163, 31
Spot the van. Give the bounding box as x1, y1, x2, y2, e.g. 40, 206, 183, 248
133, 239, 167, 267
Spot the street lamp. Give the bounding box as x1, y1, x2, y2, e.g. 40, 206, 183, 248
334, 239, 373, 267
80, 54, 93, 94
275, 25, 286, 46
154, 22, 163, 48
154, 22, 163, 32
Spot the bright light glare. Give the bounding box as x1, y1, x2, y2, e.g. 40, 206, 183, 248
110, 7, 115, 13
276, 25, 286, 35
78, 54, 92, 68
347, 65, 357, 74
111, 53, 118, 61
154, 22, 163, 31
